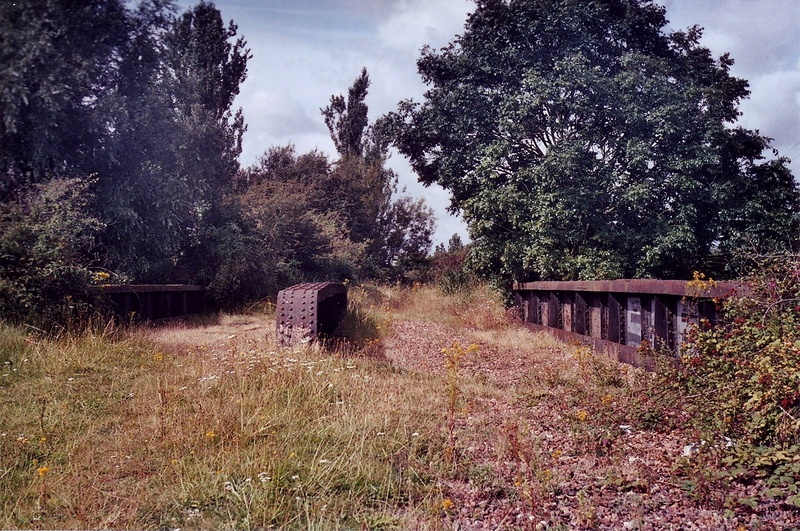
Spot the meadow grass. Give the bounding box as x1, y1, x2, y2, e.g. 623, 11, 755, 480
3, 282, 764, 529
0, 283, 631, 529
0, 306, 451, 529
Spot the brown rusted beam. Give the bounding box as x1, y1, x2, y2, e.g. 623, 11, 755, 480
91, 284, 205, 293
513, 279, 745, 298
276, 282, 347, 346
90, 284, 205, 321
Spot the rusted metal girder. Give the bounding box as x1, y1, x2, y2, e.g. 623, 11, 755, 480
90, 284, 205, 321
276, 282, 348, 346
512, 279, 747, 368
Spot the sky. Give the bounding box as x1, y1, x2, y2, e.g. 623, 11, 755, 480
179, 0, 800, 246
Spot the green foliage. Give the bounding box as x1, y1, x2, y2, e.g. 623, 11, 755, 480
431, 235, 474, 294
322, 67, 370, 159
679, 257, 800, 447
0, 2, 439, 320
390, 0, 800, 283
0, 0, 129, 194
322, 70, 436, 282
1, 0, 251, 285
0, 178, 102, 327
639, 257, 800, 504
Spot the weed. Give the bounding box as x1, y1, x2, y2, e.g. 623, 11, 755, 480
441, 342, 478, 466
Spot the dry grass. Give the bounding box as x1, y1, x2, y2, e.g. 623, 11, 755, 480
1, 283, 795, 529
0, 314, 448, 529
351, 282, 512, 331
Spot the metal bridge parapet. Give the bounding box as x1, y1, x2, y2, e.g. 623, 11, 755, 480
512, 279, 746, 368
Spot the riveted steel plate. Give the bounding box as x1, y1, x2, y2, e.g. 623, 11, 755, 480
276, 282, 347, 346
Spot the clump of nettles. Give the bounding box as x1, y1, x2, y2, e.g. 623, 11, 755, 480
677, 256, 800, 506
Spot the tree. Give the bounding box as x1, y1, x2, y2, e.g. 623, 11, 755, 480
226, 145, 365, 297
322, 69, 436, 280
391, 0, 800, 283
0, 0, 129, 197
93, 0, 251, 281
322, 67, 370, 159
378, 196, 435, 278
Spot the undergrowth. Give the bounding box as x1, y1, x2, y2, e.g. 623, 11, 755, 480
635, 257, 800, 508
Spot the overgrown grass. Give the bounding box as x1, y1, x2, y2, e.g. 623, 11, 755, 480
0, 315, 448, 529
2, 280, 797, 528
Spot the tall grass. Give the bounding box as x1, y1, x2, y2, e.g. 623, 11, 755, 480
0, 315, 449, 529
4, 281, 756, 529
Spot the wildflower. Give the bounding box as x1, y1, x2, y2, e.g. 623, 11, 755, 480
575, 410, 589, 422
441, 499, 454, 511
551, 449, 562, 460
205, 430, 216, 439
37, 466, 50, 477
601, 394, 613, 405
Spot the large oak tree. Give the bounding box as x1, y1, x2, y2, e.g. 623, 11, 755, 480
391, 0, 799, 282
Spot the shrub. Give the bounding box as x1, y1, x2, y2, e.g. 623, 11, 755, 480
0, 178, 102, 328
679, 256, 800, 448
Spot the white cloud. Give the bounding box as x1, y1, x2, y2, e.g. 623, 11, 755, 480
737, 68, 800, 153
377, 0, 471, 53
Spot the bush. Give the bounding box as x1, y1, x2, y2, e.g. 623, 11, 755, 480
430, 237, 474, 295
679, 256, 800, 447
0, 178, 102, 328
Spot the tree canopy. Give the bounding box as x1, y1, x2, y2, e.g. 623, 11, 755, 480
391, 0, 800, 282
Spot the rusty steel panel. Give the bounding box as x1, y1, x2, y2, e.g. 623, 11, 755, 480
546, 292, 559, 328
562, 292, 574, 332
513, 279, 744, 298
589, 295, 603, 339
607, 294, 622, 344
574, 292, 587, 335
653, 295, 670, 351
276, 282, 347, 346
